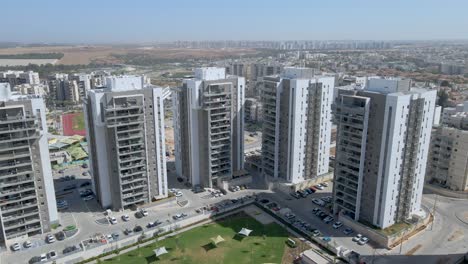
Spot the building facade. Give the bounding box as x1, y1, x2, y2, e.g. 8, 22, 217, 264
84, 76, 168, 211
0, 85, 58, 246
244, 98, 263, 122
172, 67, 245, 188
427, 126, 468, 191
260, 67, 334, 184
332, 78, 436, 228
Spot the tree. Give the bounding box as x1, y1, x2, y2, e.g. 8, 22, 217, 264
437, 89, 450, 107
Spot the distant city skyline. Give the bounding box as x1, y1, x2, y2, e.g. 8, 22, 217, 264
1, 0, 468, 43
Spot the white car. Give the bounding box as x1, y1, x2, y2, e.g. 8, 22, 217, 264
175, 191, 183, 197
352, 234, 362, 242
106, 234, 113, 242
169, 188, 177, 194
121, 214, 130, 221
11, 243, 21, 251
315, 184, 325, 190
140, 208, 148, 216
332, 222, 343, 229
24, 241, 32, 248
46, 234, 55, 244
40, 253, 47, 262
312, 198, 325, 206
358, 237, 369, 245
83, 195, 94, 201
109, 216, 117, 225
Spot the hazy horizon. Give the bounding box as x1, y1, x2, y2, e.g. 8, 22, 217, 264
2, 0, 468, 43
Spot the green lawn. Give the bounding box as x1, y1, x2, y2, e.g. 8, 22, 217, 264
105, 213, 289, 264
72, 113, 86, 130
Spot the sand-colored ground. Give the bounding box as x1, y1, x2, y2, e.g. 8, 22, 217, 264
0, 46, 259, 65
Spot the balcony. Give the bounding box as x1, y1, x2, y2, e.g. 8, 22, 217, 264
1, 200, 38, 213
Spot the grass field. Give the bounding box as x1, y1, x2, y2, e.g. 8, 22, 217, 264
105, 213, 290, 264
72, 113, 86, 131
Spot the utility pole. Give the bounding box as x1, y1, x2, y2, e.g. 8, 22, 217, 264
431, 194, 438, 231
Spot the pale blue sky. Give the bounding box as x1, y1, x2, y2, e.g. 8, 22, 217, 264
1, 0, 467, 43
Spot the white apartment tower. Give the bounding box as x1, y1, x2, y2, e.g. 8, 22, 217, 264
261, 67, 334, 184
332, 78, 436, 228
84, 76, 168, 210
0, 84, 58, 246
173, 67, 245, 188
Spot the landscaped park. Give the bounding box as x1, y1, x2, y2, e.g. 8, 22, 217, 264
103, 213, 304, 264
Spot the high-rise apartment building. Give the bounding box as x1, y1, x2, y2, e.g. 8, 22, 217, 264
260, 67, 334, 184
0, 71, 40, 87
172, 67, 245, 188
332, 78, 436, 228
84, 76, 168, 211
427, 122, 468, 191
47, 74, 81, 104
0, 84, 58, 246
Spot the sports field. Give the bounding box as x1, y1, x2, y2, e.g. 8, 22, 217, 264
106, 213, 292, 264
62, 112, 86, 136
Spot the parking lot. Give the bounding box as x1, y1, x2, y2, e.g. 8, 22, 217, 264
1, 164, 262, 264
257, 182, 379, 257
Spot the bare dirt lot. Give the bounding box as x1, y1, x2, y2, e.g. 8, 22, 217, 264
0, 46, 260, 65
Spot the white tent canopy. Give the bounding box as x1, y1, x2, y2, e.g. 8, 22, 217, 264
238, 228, 253, 237
210, 235, 225, 245
153, 247, 168, 257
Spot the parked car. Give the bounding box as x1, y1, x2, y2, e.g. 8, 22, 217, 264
121, 214, 130, 222
290, 192, 300, 199
358, 237, 369, 245
312, 230, 321, 237
139, 208, 148, 216
133, 225, 143, 232
63, 245, 78, 254
323, 216, 334, 224
83, 195, 94, 201
321, 182, 329, 187
322, 237, 332, 242
46, 234, 55, 243
352, 234, 363, 242
11, 242, 21, 251
55, 231, 65, 241
80, 181, 91, 187
332, 222, 343, 229
47, 250, 57, 259
308, 187, 316, 193
314, 184, 325, 190
40, 254, 47, 261
175, 191, 183, 197
123, 228, 133, 235
112, 232, 120, 240
24, 241, 32, 248
312, 198, 325, 206
29, 256, 42, 264
109, 216, 117, 225
343, 228, 354, 235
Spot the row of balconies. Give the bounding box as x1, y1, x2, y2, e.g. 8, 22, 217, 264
0, 168, 34, 179
0, 150, 30, 162
0, 199, 38, 213
3, 215, 41, 230
5, 223, 42, 240
0, 182, 35, 196
0, 159, 32, 171
0, 189, 37, 204
0, 132, 39, 143
2, 207, 39, 221
0, 175, 34, 188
